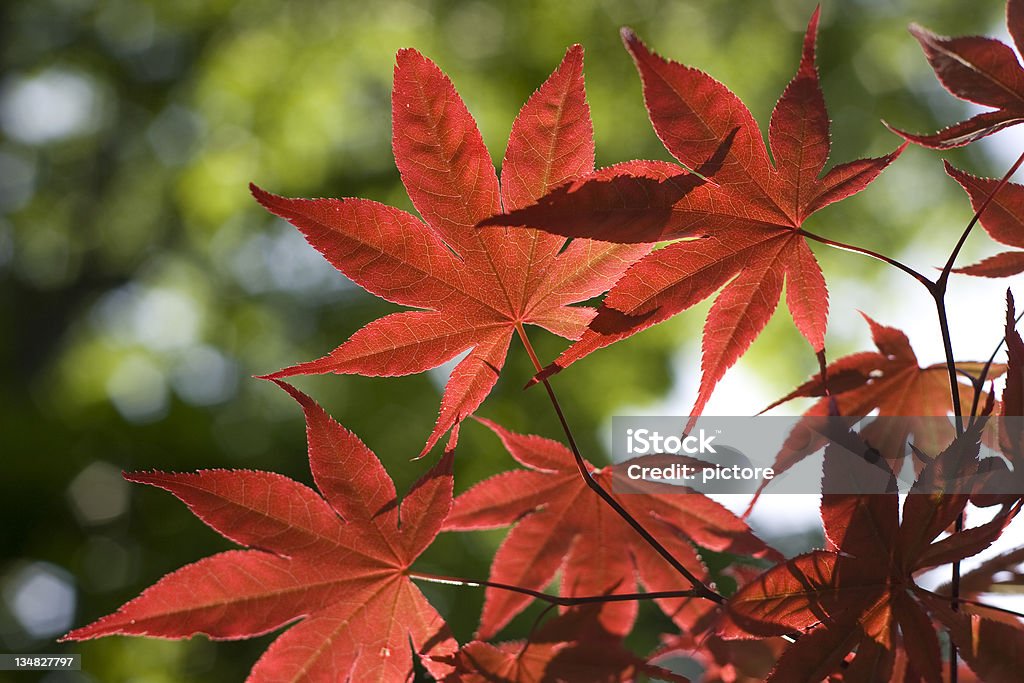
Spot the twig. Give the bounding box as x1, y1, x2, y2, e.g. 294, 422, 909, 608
921, 589, 1024, 622
513, 322, 724, 603
409, 572, 700, 606
933, 292, 965, 436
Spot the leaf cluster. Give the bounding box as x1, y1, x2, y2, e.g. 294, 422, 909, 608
64, 2, 1024, 681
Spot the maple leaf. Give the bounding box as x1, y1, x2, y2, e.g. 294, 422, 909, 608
1005, 290, 1024, 418
448, 607, 690, 683
944, 546, 1024, 597
890, 0, 1024, 148
753, 313, 998, 500
974, 290, 1024, 502
653, 632, 782, 683
918, 594, 1024, 683
482, 9, 904, 419
251, 46, 647, 456
723, 425, 1024, 682
443, 419, 778, 639
945, 162, 1024, 276
62, 381, 457, 683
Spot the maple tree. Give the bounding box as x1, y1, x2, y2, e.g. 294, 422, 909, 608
63, 2, 1024, 682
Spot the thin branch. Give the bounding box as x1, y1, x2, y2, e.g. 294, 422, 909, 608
933, 292, 965, 436
513, 322, 723, 604
955, 595, 1024, 621
409, 572, 700, 606
921, 589, 1024, 622
935, 150, 1024, 683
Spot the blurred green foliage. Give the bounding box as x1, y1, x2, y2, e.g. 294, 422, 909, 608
0, 0, 1013, 680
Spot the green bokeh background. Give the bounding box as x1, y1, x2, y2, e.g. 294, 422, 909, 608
0, 0, 1014, 680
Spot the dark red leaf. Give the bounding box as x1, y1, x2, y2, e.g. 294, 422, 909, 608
954, 251, 1024, 277
946, 162, 1024, 277
1005, 290, 1024, 418
728, 418, 1018, 681
891, 0, 1024, 148
763, 614, 869, 683
922, 592, 1024, 683
450, 608, 690, 682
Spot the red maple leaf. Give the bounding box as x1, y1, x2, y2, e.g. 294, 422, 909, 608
941, 545, 1024, 613
63, 381, 457, 683
945, 162, 1024, 276
482, 9, 904, 420
653, 632, 782, 683
443, 419, 778, 639
752, 314, 999, 503
1004, 291, 1024, 455
973, 291, 1024, 502
449, 607, 690, 683
890, 0, 1024, 148
251, 46, 647, 456
1005, 291, 1024, 418
723, 425, 1024, 681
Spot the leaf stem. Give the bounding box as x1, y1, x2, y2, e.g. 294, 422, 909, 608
513, 322, 723, 604
798, 229, 932, 289
409, 571, 700, 606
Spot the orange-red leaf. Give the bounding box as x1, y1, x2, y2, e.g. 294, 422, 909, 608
63, 382, 457, 683
254, 46, 648, 456
444, 419, 775, 638
756, 314, 990, 491
450, 608, 690, 683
